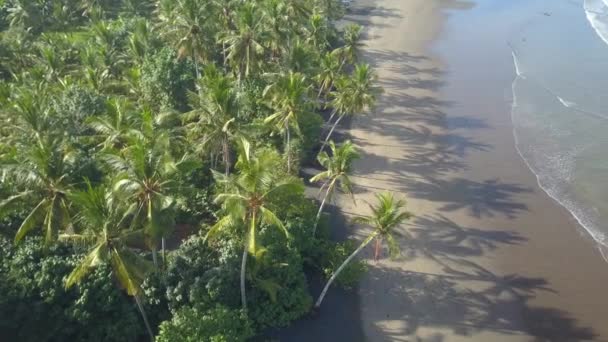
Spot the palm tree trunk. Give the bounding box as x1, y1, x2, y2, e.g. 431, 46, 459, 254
151, 248, 158, 268
161, 237, 166, 266
134, 294, 155, 341
286, 121, 291, 173
241, 210, 257, 311
374, 237, 380, 261
319, 114, 345, 154
223, 135, 230, 176
240, 241, 249, 311
315, 231, 378, 309
313, 179, 336, 237
193, 57, 200, 80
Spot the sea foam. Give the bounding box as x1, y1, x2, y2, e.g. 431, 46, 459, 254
584, 0, 608, 46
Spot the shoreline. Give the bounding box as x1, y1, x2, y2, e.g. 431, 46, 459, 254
271, 0, 608, 340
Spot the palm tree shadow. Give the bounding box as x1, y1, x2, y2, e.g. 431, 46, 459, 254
363, 265, 595, 341
359, 214, 594, 340
404, 178, 532, 219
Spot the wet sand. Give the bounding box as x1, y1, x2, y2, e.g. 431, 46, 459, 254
269, 0, 608, 340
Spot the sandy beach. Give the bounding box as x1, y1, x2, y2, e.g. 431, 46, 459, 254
269, 0, 608, 340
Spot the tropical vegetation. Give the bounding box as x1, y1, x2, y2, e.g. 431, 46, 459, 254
0, 0, 409, 340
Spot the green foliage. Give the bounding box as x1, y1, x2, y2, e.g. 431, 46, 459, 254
52, 85, 106, 136
140, 47, 195, 111
251, 225, 313, 328
0, 237, 144, 342
157, 305, 253, 342
164, 234, 241, 311
321, 240, 367, 289
296, 111, 324, 163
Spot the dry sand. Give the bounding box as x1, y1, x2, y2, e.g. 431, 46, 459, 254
335, 0, 608, 341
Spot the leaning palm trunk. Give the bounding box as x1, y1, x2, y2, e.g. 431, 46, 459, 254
240, 242, 249, 311
313, 179, 336, 237
315, 231, 378, 308
319, 114, 345, 154
134, 294, 155, 341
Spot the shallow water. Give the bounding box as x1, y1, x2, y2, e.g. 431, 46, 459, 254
509, 0, 608, 255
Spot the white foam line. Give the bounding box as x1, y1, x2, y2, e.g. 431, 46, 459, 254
508, 53, 608, 259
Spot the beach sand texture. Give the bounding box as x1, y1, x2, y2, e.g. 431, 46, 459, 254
266, 0, 608, 340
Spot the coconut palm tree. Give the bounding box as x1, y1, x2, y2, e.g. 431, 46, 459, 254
103, 137, 196, 268
320, 63, 380, 153
0, 136, 75, 244
263, 71, 312, 173
157, 0, 214, 78
310, 140, 358, 236
315, 192, 411, 308
88, 98, 138, 151
334, 23, 364, 69
61, 182, 155, 341
206, 139, 301, 310
315, 51, 341, 99
185, 65, 240, 175
222, 2, 268, 81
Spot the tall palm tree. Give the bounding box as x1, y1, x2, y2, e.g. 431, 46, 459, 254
320, 63, 380, 153
186, 65, 240, 175
104, 138, 196, 267
223, 2, 268, 81
1, 137, 74, 244
310, 140, 358, 236
206, 139, 301, 310
314, 51, 341, 99
334, 23, 364, 70
88, 98, 138, 151
315, 192, 411, 308
157, 0, 215, 78
61, 183, 155, 341
263, 71, 312, 173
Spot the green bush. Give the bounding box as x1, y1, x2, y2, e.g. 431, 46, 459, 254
156, 305, 253, 342
321, 240, 368, 290
140, 47, 195, 112
164, 234, 241, 311
251, 225, 313, 329
0, 237, 144, 342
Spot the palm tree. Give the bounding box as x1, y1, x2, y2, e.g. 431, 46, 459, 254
206, 139, 301, 310
310, 140, 358, 236
320, 63, 380, 153
157, 0, 214, 78
104, 138, 196, 268
1, 136, 74, 244
88, 98, 137, 151
334, 23, 364, 70
263, 71, 312, 173
61, 183, 155, 341
185, 65, 240, 175
314, 192, 411, 308
222, 2, 268, 81
314, 51, 341, 99
306, 11, 331, 50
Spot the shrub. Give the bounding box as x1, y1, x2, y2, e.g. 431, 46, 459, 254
140, 47, 195, 112
0, 237, 144, 342
156, 305, 253, 342
163, 233, 241, 311
321, 240, 368, 289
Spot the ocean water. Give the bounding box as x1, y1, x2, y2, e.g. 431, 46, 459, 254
509, 0, 608, 258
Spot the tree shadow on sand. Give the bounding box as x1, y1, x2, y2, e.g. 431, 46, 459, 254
360, 214, 595, 341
